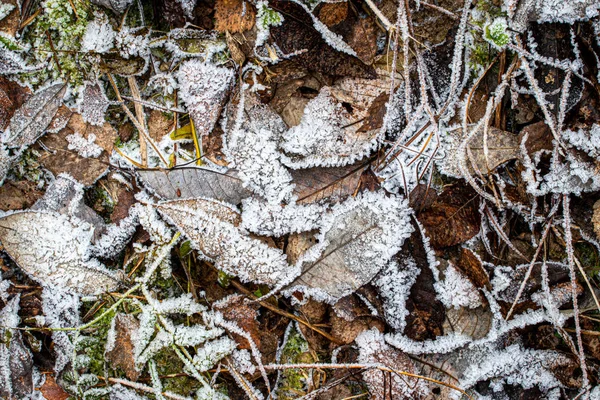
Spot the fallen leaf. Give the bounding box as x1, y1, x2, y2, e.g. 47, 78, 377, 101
318, 2, 348, 27
442, 127, 521, 177
214, 294, 260, 349
5, 83, 66, 148
156, 198, 289, 285
289, 192, 413, 300
0, 77, 31, 130
345, 15, 378, 65
99, 55, 147, 76
214, 0, 256, 33
0, 211, 120, 295
0, 179, 44, 210
443, 306, 493, 340
106, 313, 141, 381
290, 162, 367, 204
137, 167, 252, 204
46, 105, 73, 134
0, 296, 34, 399
455, 248, 491, 291
79, 81, 110, 127
417, 183, 480, 249
270, 0, 375, 78
356, 329, 425, 399
281, 76, 389, 168
147, 109, 172, 142
0, 0, 20, 37
38, 374, 70, 400
176, 60, 235, 137
36, 117, 111, 186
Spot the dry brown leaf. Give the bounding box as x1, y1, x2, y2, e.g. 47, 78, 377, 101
417, 184, 480, 249
346, 15, 378, 65
39, 374, 70, 400
66, 113, 117, 154
443, 306, 492, 340
38, 128, 109, 186
46, 105, 73, 133
0, 0, 19, 37
455, 248, 491, 291
0, 180, 44, 211
147, 109, 172, 142
214, 294, 260, 350
214, 0, 256, 33
291, 162, 367, 204
106, 314, 141, 381
0, 77, 31, 130
318, 2, 348, 26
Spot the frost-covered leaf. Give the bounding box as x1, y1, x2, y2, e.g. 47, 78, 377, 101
156, 198, 290, 285
4, 83, 66, 148
281, 77, 388, 168
176, 60, 234, 137
356, 329, 428, 398
0, 295, 34, 399
105, 313, 141, 381
439, 126, 520, 178
0, 145, 9, 185
137, 167, 252, 204
288, 191, 413, 301
79, 81, 110, 126
290, 162, 367, 204
0, 211, 120, 294
224, 92, 294, 203
442, 306, 492, 340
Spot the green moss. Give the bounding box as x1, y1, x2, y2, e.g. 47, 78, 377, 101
277, 326, 312, 399
485, 19, 510, 48
153, 348, 202, 396
13, 148, 44, 183
575, 242, 600, 278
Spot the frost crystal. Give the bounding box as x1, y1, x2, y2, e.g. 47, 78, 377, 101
81, 13, 116, 54
66, 133, 104, 158
115, 28, 150, 60
42, 286, 80, 373
374, 259, 420, 331
192, 337, 237, 372
241, 198, 326, 236
224, 92, 294, 203
176, 60, 234, 137
79, 81, 110, 126
435, 263, 482, 309
563, 124, 600, 159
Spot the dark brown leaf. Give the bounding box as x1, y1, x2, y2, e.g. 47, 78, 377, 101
318, 2, 348, 27
417, 183, 480, 249
0, 77, 31, 131
270, 0, 375, 79
455, 248, 491, 291
214, 294, 260, 350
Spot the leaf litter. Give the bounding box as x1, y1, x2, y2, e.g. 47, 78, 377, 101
0, 0, 599, 398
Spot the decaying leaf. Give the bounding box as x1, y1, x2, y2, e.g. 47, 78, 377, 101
0, 295, 34, 399
0, 179, 44, 211
417, 184, 480, 249
99, 55, 147, 76
356, 329, 427, 398
106, 313, 141, 381
0, 211, 120, 295
39, 374, 70, 400
291, 161, 367, 204
318, 2, 348, 27
593, 199, 600, 240
0, 77, 31, 130
288, 191, 413, 301
440, 127, 521, 177
281, 77, 389, 168
137, 167, 252, 204
443, 306, 493, 340
156, 198, 289, 285
214, 0, 256, 33
4, 83, 66, 148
